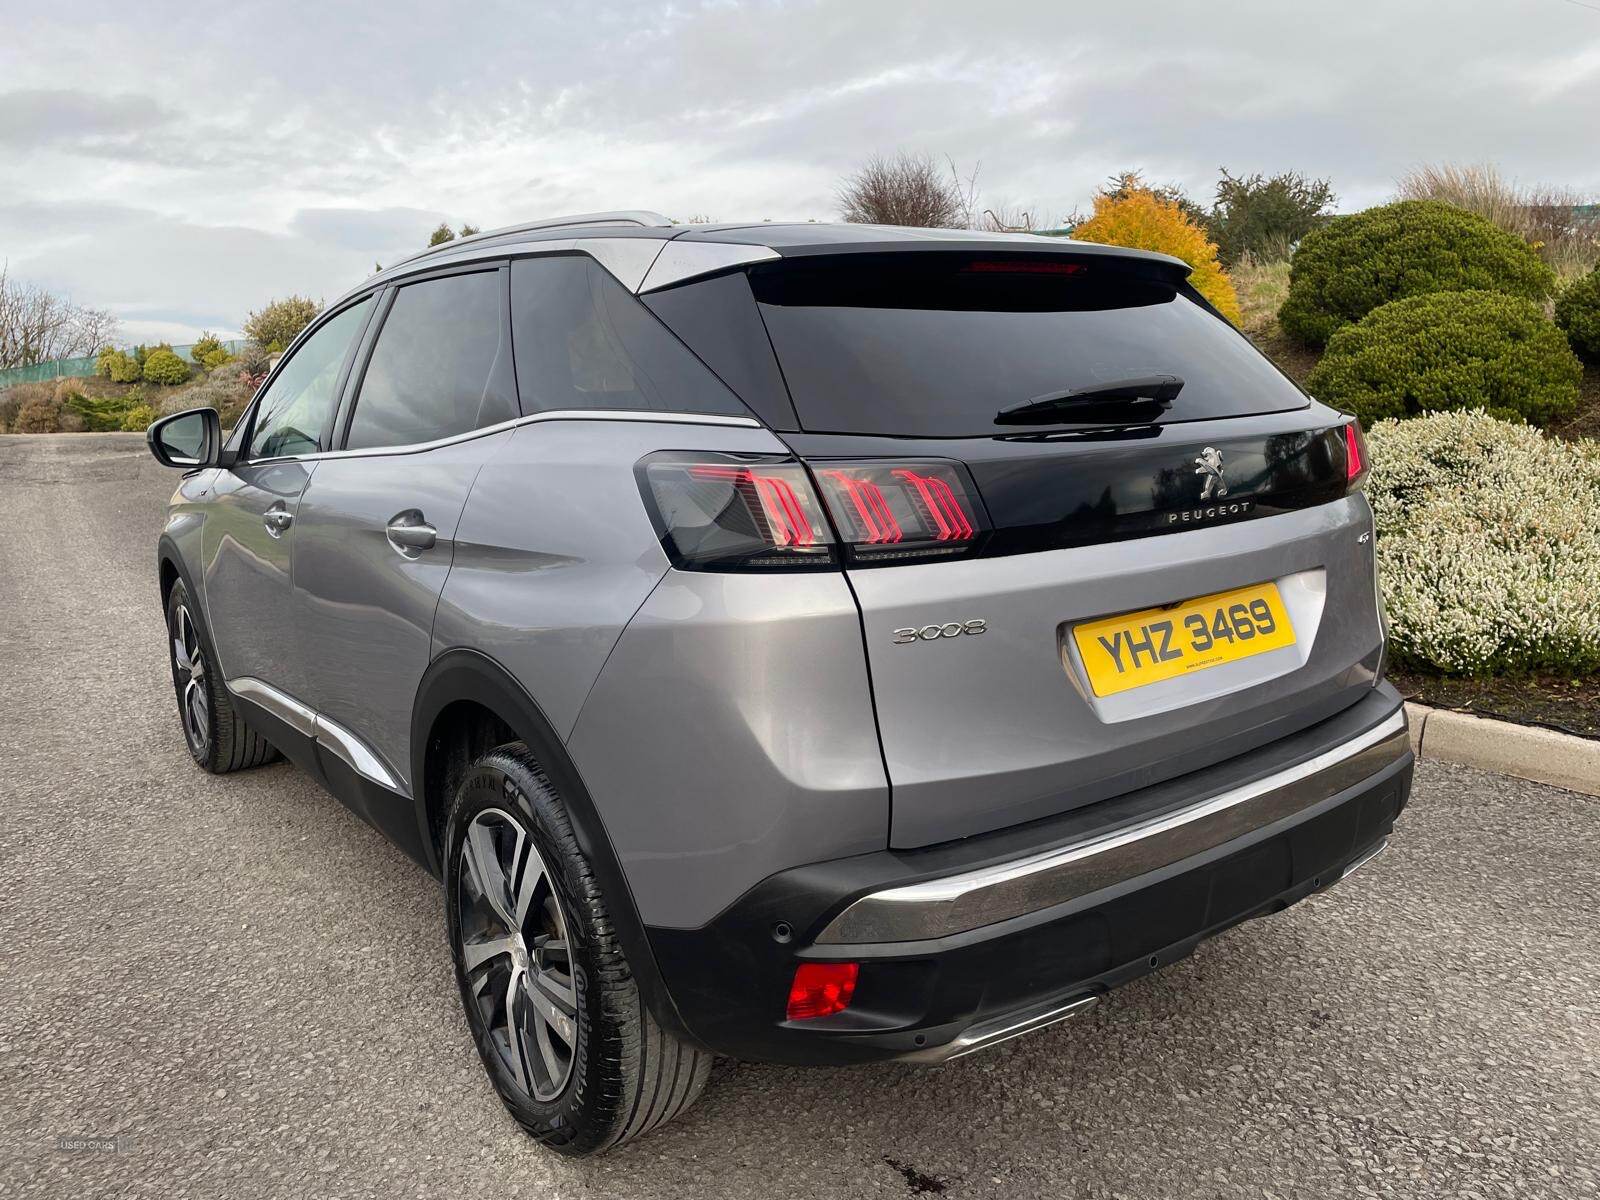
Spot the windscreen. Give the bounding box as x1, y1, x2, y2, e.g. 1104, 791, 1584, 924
749, 253, 1309, 437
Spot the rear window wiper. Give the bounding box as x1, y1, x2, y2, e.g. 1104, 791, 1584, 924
994, 374, 1184, 425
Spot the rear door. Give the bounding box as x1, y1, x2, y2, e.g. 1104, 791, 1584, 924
202, 297, 373, 698
742, 250, 1383, 847
291, 265, 519, 797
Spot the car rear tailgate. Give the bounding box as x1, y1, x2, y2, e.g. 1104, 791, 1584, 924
844, 493, 1382, 848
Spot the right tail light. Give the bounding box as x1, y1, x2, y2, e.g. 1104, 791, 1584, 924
1343, 420, 1368, 490
638, 453, 985, 572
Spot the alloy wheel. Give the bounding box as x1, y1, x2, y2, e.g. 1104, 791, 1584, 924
457, 808, 579, 1102
170, 603, 210, 755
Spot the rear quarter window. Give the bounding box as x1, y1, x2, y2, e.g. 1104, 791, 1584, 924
510, 256, 750, 417
749, 253, 1309, 437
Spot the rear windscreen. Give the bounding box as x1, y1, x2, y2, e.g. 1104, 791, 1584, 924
749, 253, 1309, 437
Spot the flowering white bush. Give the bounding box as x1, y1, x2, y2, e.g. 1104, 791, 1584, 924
1366, 410, 1600, 674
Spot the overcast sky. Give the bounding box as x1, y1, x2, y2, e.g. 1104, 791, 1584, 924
2, 0, 1597, 344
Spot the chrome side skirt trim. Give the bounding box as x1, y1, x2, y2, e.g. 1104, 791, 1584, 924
899, 994, 1100, 1064
817, 708, 1410, 945
229, 676, 315, 738
227, 676, 404, 795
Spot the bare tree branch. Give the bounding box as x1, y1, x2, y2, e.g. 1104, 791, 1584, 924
837, 152, 964, 228
0, 264, 120, 369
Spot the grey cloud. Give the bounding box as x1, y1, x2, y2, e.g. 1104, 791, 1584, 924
0, 0, 1595, 337
289, 207, 452, 252
0, 88, 170, 148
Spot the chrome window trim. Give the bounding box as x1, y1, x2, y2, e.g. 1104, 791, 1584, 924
227, 676, 404, 794
241, 408, 763, 466
816, 708, 1410, 945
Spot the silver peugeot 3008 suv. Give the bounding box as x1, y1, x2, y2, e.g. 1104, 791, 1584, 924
147, 212, 1411, 1155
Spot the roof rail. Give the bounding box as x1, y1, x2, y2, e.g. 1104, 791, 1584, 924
391, 210, 674, 270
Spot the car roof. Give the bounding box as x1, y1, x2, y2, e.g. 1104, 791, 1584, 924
340, 213, 1191, 309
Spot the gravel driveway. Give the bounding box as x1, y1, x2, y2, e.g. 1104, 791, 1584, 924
2, 432, 1596, 1199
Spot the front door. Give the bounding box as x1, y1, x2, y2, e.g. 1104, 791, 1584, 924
201, 297, 374, 700
291, 266, 518, 798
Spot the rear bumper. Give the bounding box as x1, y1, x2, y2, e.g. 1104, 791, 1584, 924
646, 684, 1412, 1065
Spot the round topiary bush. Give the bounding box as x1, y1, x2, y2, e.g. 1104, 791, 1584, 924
142, 348, 190, 385
1305, 290, 1581, 426
1278, 199, 1555, 344
1366, 410, 1600, 674
1554, 269, 1600, 363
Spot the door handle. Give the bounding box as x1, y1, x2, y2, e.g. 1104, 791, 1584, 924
385, 510, 437, 557
263, 504, 293, 537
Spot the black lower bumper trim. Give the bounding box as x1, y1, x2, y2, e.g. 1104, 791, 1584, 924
647, 687, 1412, 1066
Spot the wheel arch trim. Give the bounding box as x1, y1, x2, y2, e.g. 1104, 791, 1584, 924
411, 647, 694, 1044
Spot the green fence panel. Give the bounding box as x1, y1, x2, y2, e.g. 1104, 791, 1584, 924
0, 340, 247, 390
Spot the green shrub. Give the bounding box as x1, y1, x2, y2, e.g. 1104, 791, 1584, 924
1305, 290, 1581, 426
101, 349, 141, 382
190, 331, 222, 363
120, 403, 156, 432
1554, 269, 1600, 363
243, 295, 321, 353
64, 389, 139, 431
199, 346, 233, 370
1208, 168, 1336, 265
1367, 410, 1600, 674
142, 348, 190, 385
1279, 200, 1556, 344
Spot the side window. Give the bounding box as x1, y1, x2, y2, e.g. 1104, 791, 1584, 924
510, 256, 749, 416
344, 271, 517, 451
247, 298, 372, 460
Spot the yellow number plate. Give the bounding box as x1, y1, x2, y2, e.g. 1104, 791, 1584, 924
1072, 581, 1297, 698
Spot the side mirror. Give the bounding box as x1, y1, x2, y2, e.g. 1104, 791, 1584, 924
147, 407, 227, 469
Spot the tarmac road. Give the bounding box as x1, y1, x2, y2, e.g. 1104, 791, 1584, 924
2, 432, 1596, 1199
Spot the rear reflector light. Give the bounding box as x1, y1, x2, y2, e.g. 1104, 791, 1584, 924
813, 460, 984, 563
640, 454, 836, 572
1344, 421, 1368, 488
786, 962, 859, 1020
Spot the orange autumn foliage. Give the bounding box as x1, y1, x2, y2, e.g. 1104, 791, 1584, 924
1071, 191, 1243, 325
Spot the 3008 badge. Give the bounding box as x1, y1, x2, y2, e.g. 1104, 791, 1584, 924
892, 619, 987, 644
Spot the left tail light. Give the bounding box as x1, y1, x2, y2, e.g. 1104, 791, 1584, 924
638, 453, 986, 572
812, 460, 985, 564
639, 454, 837, 571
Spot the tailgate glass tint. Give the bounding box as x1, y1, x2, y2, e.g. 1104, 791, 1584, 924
750, 253, 1309, 437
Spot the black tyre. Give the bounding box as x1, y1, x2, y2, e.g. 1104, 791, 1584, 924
444, 744, 714, 1156
165, 580, 279, 773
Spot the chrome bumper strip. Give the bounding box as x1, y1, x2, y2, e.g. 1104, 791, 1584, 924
817, 708, 1409, 945
898, 994, 1100, 1065
1339, 836, 1389, 880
